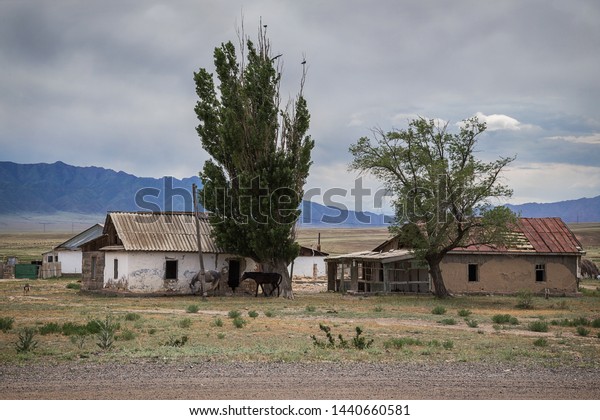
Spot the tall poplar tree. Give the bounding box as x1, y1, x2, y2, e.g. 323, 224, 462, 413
194, 24, 314, 298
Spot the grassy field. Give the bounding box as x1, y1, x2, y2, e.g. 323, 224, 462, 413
0, 278, 599, 367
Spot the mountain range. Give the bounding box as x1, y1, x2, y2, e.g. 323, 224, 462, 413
0, 161, 598, 230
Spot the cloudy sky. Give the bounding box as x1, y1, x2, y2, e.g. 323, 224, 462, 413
1, 0, 599, 211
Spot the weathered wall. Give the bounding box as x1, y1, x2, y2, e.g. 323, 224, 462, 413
440, 253, 579, 294
289, 256, 327, 279
81, 251, 105, 291
56, 250, 82, 274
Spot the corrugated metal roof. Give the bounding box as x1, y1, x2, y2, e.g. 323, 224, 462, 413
56, 224, 104, 250
451, 217, 584, 255
326, 249, 414, 264
106, 212, 223, 253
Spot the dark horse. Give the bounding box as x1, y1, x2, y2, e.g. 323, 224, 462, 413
241, 272, 282, 297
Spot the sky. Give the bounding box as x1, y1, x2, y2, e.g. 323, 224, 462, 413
1, 0, 599, 212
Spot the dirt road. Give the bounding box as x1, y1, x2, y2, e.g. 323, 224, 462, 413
2, 360, 599, 400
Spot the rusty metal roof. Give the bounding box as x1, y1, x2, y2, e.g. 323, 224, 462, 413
452, 217, 584, 255
105, 212, 223, 253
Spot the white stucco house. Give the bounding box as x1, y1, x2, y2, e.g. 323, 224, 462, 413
80, 212, 255, 294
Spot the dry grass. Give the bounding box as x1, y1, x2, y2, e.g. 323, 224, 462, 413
0, 232, 73, 262
1, 278, 599, 367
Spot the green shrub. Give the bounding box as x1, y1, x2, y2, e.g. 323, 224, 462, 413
492, 314, 519, 325
515, 290, 534, 309
383, 337, 423, 349
264, 310, 274, 318
570, 317, 590, 327
305, 305, 316, 313
212, 318, 223, 327
248, 310, 259, 318
217, 333, 226, 340
431, 306, 447, 315
186, 304, 200, 314
70, 333, 87, 350
38, 322, 62, 335
352, 326, 374, 350
124, 313, 141, 321
61, 322, 88, 336
148, 328, 157, 335
592, 318, 600, 328
576, 326, 590, 337
232, 317, 246, 328
439, 318, 456, 325
533, 338, 548, 347
228, 310, 241, 319
442, 340, 454, 350
15, 327, 38, 353
373, 305, 384, 313
465, 319, 479, 328
165, 335, 188, 347
118, 329, 136, 341
96, 315, 118, 350
457, 309, 472, 317
178, 318, 192, 329
528, 320, 549, 332
0, 317, 14, 333
66, 282, 81, 290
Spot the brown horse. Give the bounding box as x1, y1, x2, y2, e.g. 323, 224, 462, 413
241, 272, 282, 297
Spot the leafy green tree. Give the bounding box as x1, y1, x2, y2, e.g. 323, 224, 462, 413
349, 117, 516, 298
194, 25, 314, 298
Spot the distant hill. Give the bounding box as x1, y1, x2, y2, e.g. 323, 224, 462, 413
1, 161, 598, 231
507, 196, 600, 223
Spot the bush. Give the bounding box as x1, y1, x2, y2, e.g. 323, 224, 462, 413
178, 318, 192, 329
248, 310, 259, 318
15, 327, 38, 353
228, 310, 241, 319
212, 318, 223, 327
217, 333, 226, 340
383, 337, 423, 349
431, 306, 447, 315
38, 322, 62, 335
528, 320, 549, 332
492, 314, 519, 325
165, 335, 188, 347
61, 322, 88, 336
0, 317, 14, 333
352, 326, 374, 350
305, 305, 316, 313
515, 290, 534, 309
186, 304, 200, 314
465, 319, 479, 328
457, 309, 472, 317
124, 313, 141, 321
373, 305, 384, 313
442, 340, 454, 350
576, 326, 590, 337
592, 318, 600, 328
439, 318, 456, 325
264, 310, 274, 318
570, 317, 590, 327
118, 329, 136, 341
533, 338, 548, 347
96, 315, 118, 350
232, 317, 246, 328
66, 282, 81, 290
70, 334, 87, 350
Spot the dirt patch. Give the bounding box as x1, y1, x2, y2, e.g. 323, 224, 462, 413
1, 360, 599, 400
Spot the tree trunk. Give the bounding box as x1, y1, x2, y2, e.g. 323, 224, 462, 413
427, 256, 450, 298
268, 259, 294, 299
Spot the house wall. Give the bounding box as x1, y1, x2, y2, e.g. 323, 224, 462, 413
289, 256, 327, 279
81, 251, 105, 291
56, 250, 82, 274
440, 253, 579, 294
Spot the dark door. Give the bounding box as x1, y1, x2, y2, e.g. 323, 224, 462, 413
228, 259, 241, 291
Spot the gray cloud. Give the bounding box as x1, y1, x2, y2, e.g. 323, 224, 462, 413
1, 0, 599, 204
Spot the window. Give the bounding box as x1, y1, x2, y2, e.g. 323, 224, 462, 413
468, 264, 479, 282
91, 256, 97, 279
165, 260, 178, 279
535, 264, 546, 282
113, 259, 118, 279
47, 255, 53, 263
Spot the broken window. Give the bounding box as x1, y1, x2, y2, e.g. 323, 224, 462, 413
535, 264, 546, 282
468, 264, 479, 282
165, 260, 178, 280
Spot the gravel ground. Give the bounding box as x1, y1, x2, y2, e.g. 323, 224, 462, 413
1, 361, 599, 400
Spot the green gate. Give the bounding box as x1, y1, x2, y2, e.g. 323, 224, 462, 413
15, 264, 38, 279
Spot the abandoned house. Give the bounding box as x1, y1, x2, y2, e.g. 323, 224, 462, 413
41, 223, 104, 278
289, 246, 329, 279
326, 217, 585, 295
80, 212, 255, 294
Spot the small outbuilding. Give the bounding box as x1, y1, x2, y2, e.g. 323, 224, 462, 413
326, 217, 585, 295
41, 224, 104, 277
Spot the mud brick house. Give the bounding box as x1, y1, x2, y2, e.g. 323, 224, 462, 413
80, 212, 255, 294
326, 217, 584, 295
